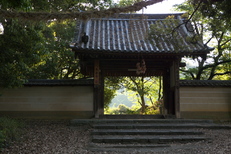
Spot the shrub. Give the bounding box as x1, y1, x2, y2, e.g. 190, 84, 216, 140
0, 117, 24, 149
0, 130, 6, 148
106, 104, 132, 114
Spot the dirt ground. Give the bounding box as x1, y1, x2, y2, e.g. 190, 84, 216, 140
1, 120, 231, 154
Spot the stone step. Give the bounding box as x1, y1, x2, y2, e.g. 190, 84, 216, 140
92, 123, 231, 129
92, 129, 204, 135
99, 114, 166, 119
70, 119, 214, 126
87, 143, 171, 152
70, 118, 230, 148
92, 135, 208, 144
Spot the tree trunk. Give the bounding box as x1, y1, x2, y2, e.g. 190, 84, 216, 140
140, 94, 146, 114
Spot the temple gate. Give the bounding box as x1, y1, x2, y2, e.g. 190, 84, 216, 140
71, 13, 212, 118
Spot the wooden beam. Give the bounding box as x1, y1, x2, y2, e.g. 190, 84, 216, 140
94, 60, 100, 85
94, 59, 101, 118
174, 58, 181, 118
170, 58, 181, 118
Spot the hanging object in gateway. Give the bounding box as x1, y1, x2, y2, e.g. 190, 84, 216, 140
136, 59, 146, 75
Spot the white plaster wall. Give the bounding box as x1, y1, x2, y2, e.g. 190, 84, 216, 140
180, 87, 231, 112
0, 86, 93, 111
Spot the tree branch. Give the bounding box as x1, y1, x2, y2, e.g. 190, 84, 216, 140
180, 69, 196, 79
171, 0, 203, 34
201, 60, 231, 70
214, 71, 231, 76
220, 38, 231, 47
204, 32, 216, 45
0, 0, 164, 21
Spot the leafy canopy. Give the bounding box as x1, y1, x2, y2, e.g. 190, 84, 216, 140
0, 0, 113, 88
175, 0, 231, 80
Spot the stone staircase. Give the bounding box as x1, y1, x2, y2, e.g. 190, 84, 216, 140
70, 118, 231, 152
91, 119, 210, 144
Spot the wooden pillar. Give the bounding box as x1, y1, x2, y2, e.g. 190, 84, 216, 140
93, 59, 105, 118
94, 59, 101, 118
174, 58, 180, 118
94, 60, 100, 86
94, 86, 99, 118
99, 72, 105, 116
170, 58, 180, 118
163, 69, 170, 115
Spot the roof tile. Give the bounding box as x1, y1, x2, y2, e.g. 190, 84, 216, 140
24, 79, 94, 86
71, 13, 213, 54
180, 80, 231, 87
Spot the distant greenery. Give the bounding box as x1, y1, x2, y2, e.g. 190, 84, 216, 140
110, 93, 133, 108
104, 77, 122, 110
0, 117, 24, 150
105, 76, 163, 114
105, 103, 160, 115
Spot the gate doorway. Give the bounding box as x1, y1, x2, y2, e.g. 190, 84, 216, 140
89, 57, 180, 118
104, 76, 163, 116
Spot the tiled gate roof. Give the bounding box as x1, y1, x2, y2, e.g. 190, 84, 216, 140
70, 13, 213, 55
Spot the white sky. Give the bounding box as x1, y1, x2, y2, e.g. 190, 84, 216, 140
0, 24, 3, 34
137, 0, 186, 14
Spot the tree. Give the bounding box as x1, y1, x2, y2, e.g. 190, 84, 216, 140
104, 77, 122, 110
175, 1, 231, 80
0, 20, 48, 88
0, 0, 113, 88
192, 0, 231, 23
27, 20, 82, 80
0, 0, 164, 20
118, 0, 141, 7
119, 76, 162, 114
0, 0, 167, 88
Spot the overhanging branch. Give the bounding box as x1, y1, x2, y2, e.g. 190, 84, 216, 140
203, 60, 231, 70
171, 0, 203, 34
213, 71, 231, 76
180, 69, 196, 79
0, 0, 164, 21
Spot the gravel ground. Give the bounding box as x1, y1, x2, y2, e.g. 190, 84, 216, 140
1, 120, 231, 154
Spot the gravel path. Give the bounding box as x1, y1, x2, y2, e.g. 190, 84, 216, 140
1, 120, 231, 154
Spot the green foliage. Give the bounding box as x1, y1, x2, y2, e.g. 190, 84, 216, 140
0, 0, 113, 88
118, 0, 141, 7
0, 20, 47, 88
193, 0, 231, 23
0, 0, 116, 87
0, 130, 5, 148
0, 117, 24, 149
104, 77, 124, 109
105, 76, 163, 114
145, 105, 160, 115
104, 87, 116, 110
110, 92, 133, 108
175, 0, 231, 80
28, 20, 81, 80
106, 104, 129, 114
0, 0, 32, 11
105, 103, 160, 115
124, 76, 162, 108
0, 0, 112, 12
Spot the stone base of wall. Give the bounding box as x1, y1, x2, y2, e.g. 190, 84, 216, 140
0, 111, 94, 119
181, 111, 231, 120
